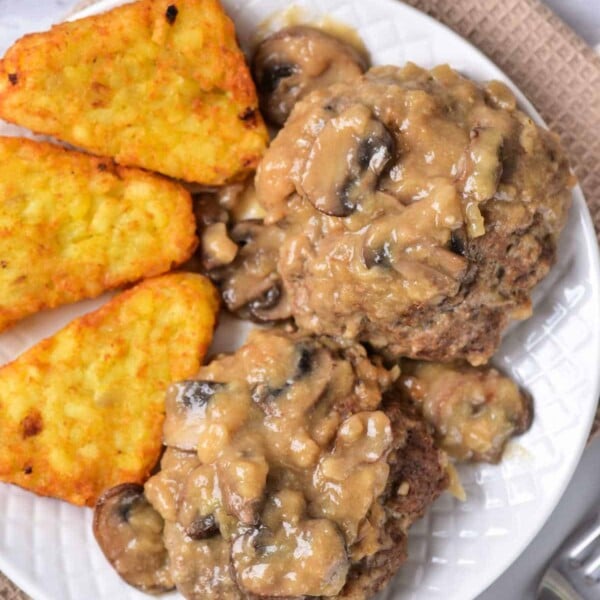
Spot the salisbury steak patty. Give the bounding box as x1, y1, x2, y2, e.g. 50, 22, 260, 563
339, 398, 449, 599
248, 63, 572, 364
94, 329, 447, 599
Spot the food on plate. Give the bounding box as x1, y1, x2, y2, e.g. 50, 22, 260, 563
94, 483, 174, 593
0, 136, 198, 332
193, 180, 295, 321
95, 329, 448, 598
396, 361, 532, 462
0, 0, 268, 184
0, 4, 571, 594
211, 218, 290, 321
252, 25, 368, 126
0, 273, 219, 506
237, 62, 572, 365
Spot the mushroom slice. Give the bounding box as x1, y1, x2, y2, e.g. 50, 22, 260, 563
184, 514, 219, 540
251, 341, 332, 417
215, 220, 290, 323
300, 104, 394, 216
246, 280, 292, 323
177, 464, 223, 540
201, 223, 238, 270
449, 227, 468, 256
163, 380, 225, 451
252, 25, 368, 126
93, 484, 174, 593
228, 219, 264, 246
231, 491, 349, 597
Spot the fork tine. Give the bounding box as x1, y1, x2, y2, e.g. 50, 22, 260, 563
583, 545, 600, 584
567, 519, 600, 568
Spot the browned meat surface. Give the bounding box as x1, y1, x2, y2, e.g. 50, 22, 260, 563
339, 399, 448, 599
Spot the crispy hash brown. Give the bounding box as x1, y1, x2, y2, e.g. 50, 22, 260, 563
0, 0, 268, 184
0, 136, 197, 333
0, 273, 219, 507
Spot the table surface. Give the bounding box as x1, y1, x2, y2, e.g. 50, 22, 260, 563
0, 1, 598, 599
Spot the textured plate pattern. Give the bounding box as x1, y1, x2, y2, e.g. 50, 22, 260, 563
0, 1, 599, 599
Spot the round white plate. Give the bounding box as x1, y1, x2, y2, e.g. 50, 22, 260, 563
0, 1, 599, 599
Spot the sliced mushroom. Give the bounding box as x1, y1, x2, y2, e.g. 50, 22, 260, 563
184, 514, 219, 540
176, 464, 223, 540
194, 192, 228, 228
231, 490, 349, 597
213, 220, 291, 322
214, 177, 266, 223
93, 484, 174, 593
228, 219, 264, 245
246, 280, 292, 323
201, 223, 238, 270
358, 191, 468, 303
300, 104, 394, 216
449, 227, 468, 256
252, 25, 368, 126
163, 380, 224, 451
399, 361, 533, 462
363, 243, 393, 269
363, 237, 466, 281
249, 283, 280, 311
251, 341, 332, 418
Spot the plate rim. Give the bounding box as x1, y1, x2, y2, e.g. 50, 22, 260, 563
0, 0, 598, 599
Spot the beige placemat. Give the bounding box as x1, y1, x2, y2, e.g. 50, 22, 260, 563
1, 1, 599, 598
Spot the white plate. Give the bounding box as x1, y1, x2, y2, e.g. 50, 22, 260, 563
0, 1, 599, 599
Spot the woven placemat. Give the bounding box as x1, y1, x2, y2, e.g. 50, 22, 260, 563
1, 1, 599, 599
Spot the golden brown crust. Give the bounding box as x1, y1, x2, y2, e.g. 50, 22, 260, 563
0, 273, 219, 506
0, 136, 199, 332
0, 0, 268, 183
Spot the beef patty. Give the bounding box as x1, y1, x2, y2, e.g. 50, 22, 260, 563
215, 62, 572, 365
94, 329, 448, 599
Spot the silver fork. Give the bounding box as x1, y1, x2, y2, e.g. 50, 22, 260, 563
537, 511, 600, 599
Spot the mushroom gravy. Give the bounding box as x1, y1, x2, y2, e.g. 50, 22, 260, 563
142, 329, 403, 598
93, 484, 174, 593
398, 361, 532, 463
212, 55, 571, 365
